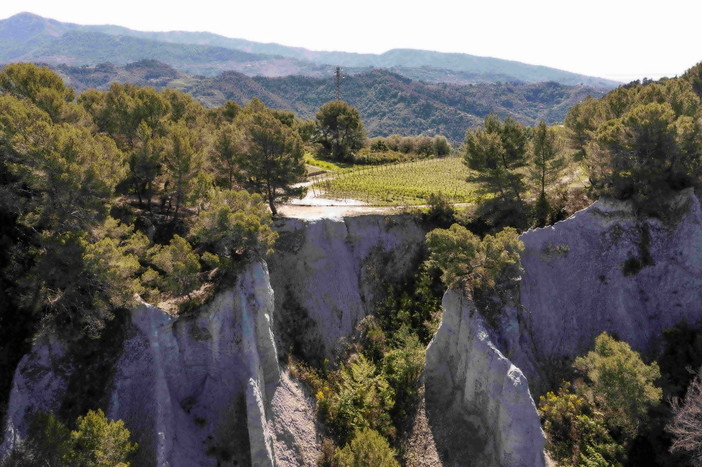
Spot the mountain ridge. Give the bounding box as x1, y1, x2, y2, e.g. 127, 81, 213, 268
1, 12, 620, 88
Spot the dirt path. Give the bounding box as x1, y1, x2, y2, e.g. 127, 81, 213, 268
279, 197, 471, 220
277, 204, 402, 219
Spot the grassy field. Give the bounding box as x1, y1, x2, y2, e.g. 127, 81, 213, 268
304, 154, 358, 173
311, 157, 477, 205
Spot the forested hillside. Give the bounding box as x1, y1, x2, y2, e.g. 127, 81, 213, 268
53, 61, 606, 142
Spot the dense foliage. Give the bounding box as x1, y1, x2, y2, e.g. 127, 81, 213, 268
291, 262, 443, 465
233, 99, 306, 214
565, 71, 702, 215
0, 64, 303, 339
530, 121, 566, 225
425, 224, 523, 293
0, 64, 305, 444
3, 409, 137, 466
462, 114, 575, 231
539, 333, 662, 466
314, 100, 366, 161
333, 428, 400, 467
464, 114, 528, 203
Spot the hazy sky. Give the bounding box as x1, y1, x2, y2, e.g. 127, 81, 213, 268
2, 0, 700, 82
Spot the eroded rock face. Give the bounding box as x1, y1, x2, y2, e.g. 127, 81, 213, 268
107, 262, 280, 466
508, 189, 702, 388
425, 290, 545, 467
1, 262, 319, 466
268, 214, 426, 362
0, 338, 69, 455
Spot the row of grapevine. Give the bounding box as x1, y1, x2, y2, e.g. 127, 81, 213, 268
310, 157, 477, 205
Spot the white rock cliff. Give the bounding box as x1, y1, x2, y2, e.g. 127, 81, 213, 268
424, 290, 546, 467
504, 189, 702, 389
268, 214, 426, 361
6, 197, 697, 466
1, 262, 319, 466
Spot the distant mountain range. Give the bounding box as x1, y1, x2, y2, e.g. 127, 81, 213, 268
54, 60, 607, 142
0, 12, 620, 88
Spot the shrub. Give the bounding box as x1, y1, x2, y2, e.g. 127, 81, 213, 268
382, 329, 425, 421
189, 188, 277, 261
5, 409, 137, 467
322, 354, 395, 443
147, 235, 201, 299
333, 428, 399, 467
424, 192, 456, 228
574, 333, 662, 441
425, 224, 523, 293
539, 383, 624, 466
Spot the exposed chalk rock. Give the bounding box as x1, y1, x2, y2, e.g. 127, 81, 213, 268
1, 261, 318, 466
425, 290, 545, 467
268, 371, 320, 466
506, 189, 702, 388
0, 337, 69, 454
247, 378, 275, 467
268, 214, 426, 362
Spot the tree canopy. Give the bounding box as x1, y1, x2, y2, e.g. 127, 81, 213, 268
5, 409, 137, 467
0, 64, 297, 344
314, 100, 366, 161
564, 73, 702, 214
425, 224, 523, 293
464, 114, 528, 203
233, 100, 306, 215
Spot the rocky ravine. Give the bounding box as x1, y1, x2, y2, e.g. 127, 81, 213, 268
0, 215, 439, 465
3, 194, 700, 465
267, 214, 427, 362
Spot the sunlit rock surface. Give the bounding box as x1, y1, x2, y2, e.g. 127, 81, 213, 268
425, 290, 545, 467
505, 189, 702, 388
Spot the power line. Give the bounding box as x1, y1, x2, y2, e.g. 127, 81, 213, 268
335, 66, 341, 101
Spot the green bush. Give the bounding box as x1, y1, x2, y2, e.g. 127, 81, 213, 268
382, 329, 425, 421
333, 428, 399, 467
426, 224, 523, 292
424, 192, 456, 228
4, 409, 137, 467
320, 354, 395, 443
190, 188, 277, 261
539, 384, 624, 466
574, 333, 662, 441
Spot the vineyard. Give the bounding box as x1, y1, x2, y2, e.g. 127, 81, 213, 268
309, 157, 478, 205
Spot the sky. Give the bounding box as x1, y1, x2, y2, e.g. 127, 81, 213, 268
1, 0, 700, 82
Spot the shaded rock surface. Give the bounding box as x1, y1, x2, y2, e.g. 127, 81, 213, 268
268, 214, 426, 362
1, 262, 318, 466
425, 290, 545, 467
0, 338, 69, 454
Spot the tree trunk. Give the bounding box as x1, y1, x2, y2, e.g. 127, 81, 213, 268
267, 182, 277, 216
